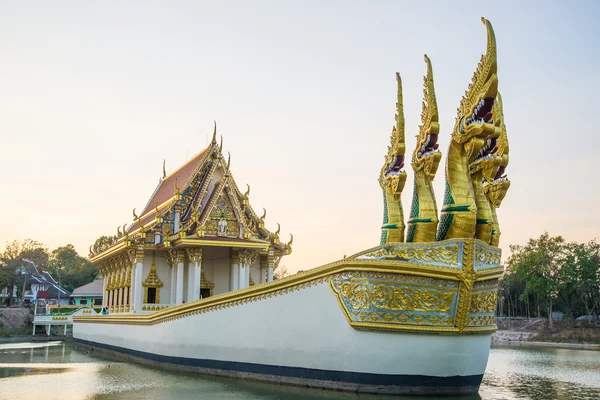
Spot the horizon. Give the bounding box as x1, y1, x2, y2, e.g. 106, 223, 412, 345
1, 1, 599, 272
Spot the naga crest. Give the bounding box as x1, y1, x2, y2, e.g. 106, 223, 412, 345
453, 18, 499, 164
379, 73, 407, 196
412, 55, 441, 180
483, 92, 510, 207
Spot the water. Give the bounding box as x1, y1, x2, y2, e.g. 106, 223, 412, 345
0, 342, 598, 400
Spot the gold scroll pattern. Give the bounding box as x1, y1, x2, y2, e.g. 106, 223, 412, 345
356, 243, 460, 267
330, 272, 458, 329
474, 243, 502, 269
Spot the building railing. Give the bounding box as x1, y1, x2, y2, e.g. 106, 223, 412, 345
141, 304, 173, 312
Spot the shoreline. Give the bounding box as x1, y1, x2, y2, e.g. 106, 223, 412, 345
0, 335, 73, 344
492, 340, 599, 351
2, 334, 598, 352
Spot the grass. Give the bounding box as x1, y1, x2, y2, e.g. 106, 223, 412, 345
48, 307, 79, 315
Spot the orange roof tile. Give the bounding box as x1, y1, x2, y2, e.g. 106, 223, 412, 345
140, 147, 211, 216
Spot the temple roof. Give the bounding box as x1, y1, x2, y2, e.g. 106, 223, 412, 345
140, 148, 210, 216
89, 128, 292, 263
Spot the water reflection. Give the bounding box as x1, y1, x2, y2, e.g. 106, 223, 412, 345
0, 341, 598, 400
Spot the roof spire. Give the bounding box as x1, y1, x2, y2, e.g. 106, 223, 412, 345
162, 159, 167, 180
133, 208, 138, 220
211, 121, 217, 145
261, 208, 267, 221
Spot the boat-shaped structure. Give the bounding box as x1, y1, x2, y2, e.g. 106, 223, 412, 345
74, 18, 510, 396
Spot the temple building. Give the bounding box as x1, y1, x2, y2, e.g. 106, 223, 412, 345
89, 125, 292, 313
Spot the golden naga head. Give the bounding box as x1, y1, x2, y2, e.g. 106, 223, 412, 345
379, 73, 407, 195
453, 18, 499, 164
483, 92, 510, 207
412, 55, 442, 180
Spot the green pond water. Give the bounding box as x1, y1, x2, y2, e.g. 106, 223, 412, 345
0, 341, 598, 400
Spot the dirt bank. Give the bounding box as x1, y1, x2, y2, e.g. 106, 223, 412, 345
0, 308, 31, 328
493, 318, 600, 349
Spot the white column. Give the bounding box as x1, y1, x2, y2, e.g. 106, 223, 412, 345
133, 249, 144, 313
130, 266, 136, 311
231, 251, 239, 291
102, 272, 107, 308
245, 263, 250, 287
267, 248, 275, 282
170, 263, 177, 304
176, 260, 184, 305
238, 264, 246, 290
194, 252, 202, 301
63, 325, 67, 336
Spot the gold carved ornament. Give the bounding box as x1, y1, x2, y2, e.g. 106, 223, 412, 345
142, 254, 164, 304
364, 244, 459, 266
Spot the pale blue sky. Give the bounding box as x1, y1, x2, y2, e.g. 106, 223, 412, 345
1, 1, 598, 271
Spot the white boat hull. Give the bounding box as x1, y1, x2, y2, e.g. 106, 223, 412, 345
74, 265, 495, 395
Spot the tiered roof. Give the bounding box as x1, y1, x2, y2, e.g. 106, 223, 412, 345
90, 127, 292, 262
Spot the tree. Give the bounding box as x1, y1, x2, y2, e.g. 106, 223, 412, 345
274, 265, 290, 280
0, 239, 49, 305
91, 235, 118, 256
571, 240, 600, 320
507, 232, 568, 329
48, 245, 98, 293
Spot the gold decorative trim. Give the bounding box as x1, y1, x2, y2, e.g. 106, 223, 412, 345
75, 239, 500, 334
173, 238, 270, 249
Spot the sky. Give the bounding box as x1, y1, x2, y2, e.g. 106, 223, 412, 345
1, 1, 599, 273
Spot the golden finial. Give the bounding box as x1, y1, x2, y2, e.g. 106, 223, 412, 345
275, 223, 280, 236
394, 72, 405, 144
226, 152, 231, 170
287, 233, 293, 246
261, 208, 266, 221
211, 121, 217, 144
123, 223, 129, 238
481, 17, 497, 66
244, 184, 250, 198
117, 226, 122, 237
219, 135, 223, 151
174, 178, 181, 195
133, 208, 138, 220
89, 245, 93, 256
162, 160, 167, 180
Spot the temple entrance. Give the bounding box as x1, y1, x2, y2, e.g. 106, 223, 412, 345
200, 288, 211, 299
147, 288, 157, 304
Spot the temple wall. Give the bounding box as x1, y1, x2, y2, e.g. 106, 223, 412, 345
212, 259, 230, 295
250, 262, 261, 284
202, 247, 231, 295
